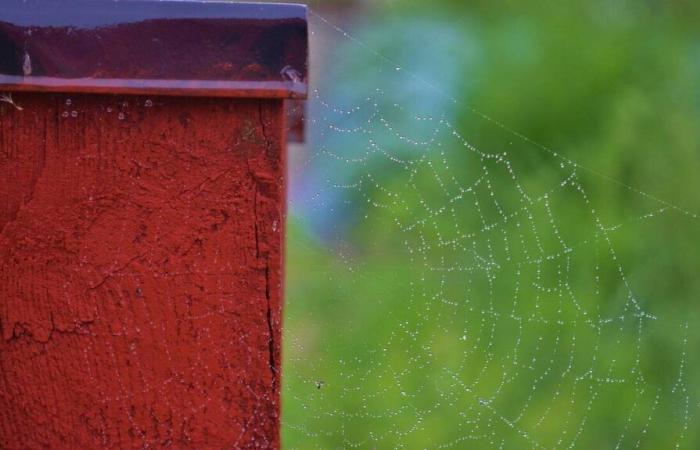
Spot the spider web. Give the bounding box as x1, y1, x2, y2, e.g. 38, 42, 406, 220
282, 9, 699, 450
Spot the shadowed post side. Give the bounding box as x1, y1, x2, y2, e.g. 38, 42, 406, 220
0, 2, 307, 448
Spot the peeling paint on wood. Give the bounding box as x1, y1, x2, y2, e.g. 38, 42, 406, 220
0, 93, 287, 449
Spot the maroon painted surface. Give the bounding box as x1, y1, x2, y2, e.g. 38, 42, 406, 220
0, 0, 308, 99
285, 99, 306, 144
0, 3, 303, 447
0, 93, 287, 449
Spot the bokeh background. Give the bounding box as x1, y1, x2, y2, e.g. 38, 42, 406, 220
281, 1, 700, 448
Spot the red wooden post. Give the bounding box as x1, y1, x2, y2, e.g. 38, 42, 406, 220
0, 2, 307, 448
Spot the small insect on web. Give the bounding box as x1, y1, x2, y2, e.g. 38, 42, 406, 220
282, 6, 700, 450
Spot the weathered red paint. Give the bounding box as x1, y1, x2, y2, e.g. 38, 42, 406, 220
0, 2, 307, 447
0, 92, 287, 449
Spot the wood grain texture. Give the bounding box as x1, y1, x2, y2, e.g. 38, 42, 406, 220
0, 93, 286, 449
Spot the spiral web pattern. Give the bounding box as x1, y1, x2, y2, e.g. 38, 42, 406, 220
282, 12, 699, 450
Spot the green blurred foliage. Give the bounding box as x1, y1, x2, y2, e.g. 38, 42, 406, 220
283, 1, 700, 448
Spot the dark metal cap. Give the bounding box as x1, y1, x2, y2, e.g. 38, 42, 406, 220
0, 0, 308, 99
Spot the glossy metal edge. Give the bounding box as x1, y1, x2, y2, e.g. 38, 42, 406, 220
0, 1, 309, 99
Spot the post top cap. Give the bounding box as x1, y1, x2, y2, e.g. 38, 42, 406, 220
0, 1, 308, 99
